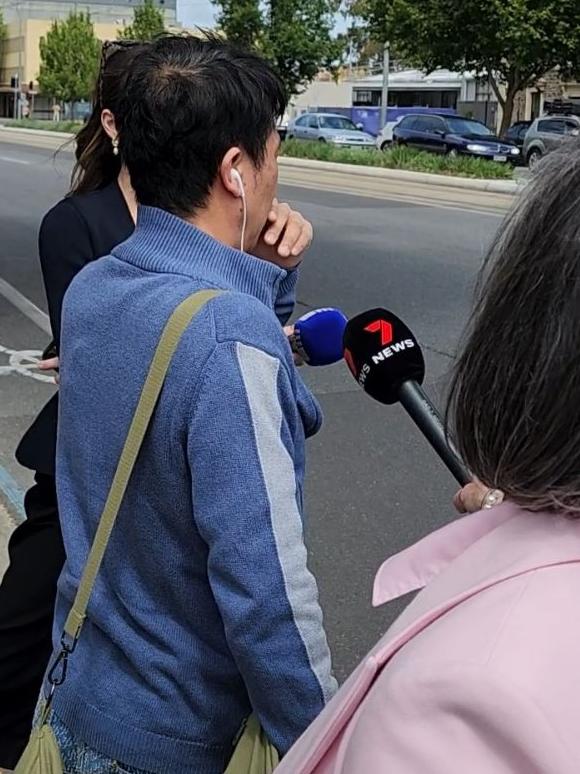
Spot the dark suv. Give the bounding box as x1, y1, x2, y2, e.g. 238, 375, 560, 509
393, 114, 520, 162
522, 115, 580, 168
504, 121, 532, 148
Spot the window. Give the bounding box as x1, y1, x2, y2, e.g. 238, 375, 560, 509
294, 115, 308, 127
516, 123, 531, 139
4, 37, 24, 55
354, 90, 373, 105
446, 117, 492, 136
353, 89, 381, 107
565, 121, 580, 135
399, 116, 418, 130
387, 90, 458, 109
319, 115, 358, 131
307, 115, 319, 129
538, 119, 566, 135
413, 116, 445, 133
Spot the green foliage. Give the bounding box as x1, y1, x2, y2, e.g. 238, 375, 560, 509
214, 0, 342, 97
336, 24, 383, 70
213, 0, 262, 52
38, 13, 100, 106
352, 0, 580, 133
11, 118, 81, 133
281, 139, 514, 179
118, 0, 166, 42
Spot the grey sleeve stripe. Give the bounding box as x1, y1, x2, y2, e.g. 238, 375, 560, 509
236, 342, 336, 702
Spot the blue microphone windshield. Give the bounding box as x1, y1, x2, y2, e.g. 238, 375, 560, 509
291, 308, 348, 366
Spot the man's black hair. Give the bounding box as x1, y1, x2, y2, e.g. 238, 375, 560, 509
118, 34, 287, 217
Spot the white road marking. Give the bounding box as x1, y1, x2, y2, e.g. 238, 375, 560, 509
0, 343, 55, 383
0, 277, 51, 334
0, 155, 30, 165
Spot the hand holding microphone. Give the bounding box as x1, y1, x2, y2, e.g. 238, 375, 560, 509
284, 304, 492, 500
286, 308, 348, 367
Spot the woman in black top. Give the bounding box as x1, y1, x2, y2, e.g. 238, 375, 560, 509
0, 42, 139, 767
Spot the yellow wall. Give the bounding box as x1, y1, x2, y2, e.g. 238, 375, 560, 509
1, 18, 203, 88
2, 18, 123, 87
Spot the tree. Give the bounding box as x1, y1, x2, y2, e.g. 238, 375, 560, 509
214, 0, 343, 97
336, 24, 382, 71
38, 12, 100, 114
118, 0, 166, 42
353, 0, 580, 134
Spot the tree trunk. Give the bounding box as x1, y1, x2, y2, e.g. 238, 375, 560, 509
486, 71, 519, 136
499, 84, 517, 137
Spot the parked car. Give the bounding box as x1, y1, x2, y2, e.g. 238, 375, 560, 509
277, 120, 288, 141
375, 116, 405, 150
392, 114, 520, 162
504, 120, 532, 148
287, 112, 375, 149
376, 113, 452, 151
522, 115, 580, 168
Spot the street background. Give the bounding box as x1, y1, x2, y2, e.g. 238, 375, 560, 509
0, 139, 501, 681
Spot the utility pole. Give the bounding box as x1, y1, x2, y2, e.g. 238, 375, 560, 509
380, 41, 390, 130
12, 73, 19, 119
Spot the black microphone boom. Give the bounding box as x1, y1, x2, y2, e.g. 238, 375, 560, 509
343, 308, 470, 487
398, 381, 470, 486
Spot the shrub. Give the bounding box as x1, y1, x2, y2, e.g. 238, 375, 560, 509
280, 139, 514, 180
10, 119, 81, 133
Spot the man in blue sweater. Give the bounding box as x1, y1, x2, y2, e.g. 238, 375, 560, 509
48, 34, 337, 774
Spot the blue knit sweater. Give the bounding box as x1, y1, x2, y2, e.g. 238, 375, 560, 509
50, 206, 337, 773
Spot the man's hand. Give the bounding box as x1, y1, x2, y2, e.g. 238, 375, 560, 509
253, 200, 313, 270
283, 325, 305, 366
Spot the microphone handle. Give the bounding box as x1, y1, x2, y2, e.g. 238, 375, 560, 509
397, 380, 470, 486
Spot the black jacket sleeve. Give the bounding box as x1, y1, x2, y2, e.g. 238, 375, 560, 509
39, 199, 94, 350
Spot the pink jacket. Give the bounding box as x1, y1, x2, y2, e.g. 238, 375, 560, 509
276, 502, 580, 773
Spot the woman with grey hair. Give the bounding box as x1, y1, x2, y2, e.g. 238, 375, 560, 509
277, 142, 580, 774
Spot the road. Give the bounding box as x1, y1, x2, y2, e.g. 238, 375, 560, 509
0, 140, 504, 682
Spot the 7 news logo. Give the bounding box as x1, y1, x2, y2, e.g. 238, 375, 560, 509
344, 318, 417, 388
364, 318, 415, 366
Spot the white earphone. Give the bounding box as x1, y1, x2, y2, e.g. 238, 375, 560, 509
230, 169, 247, 253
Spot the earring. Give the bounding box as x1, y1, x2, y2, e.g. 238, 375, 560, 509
112, 137, 119, 156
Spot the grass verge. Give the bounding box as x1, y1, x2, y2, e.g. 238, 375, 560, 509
8, 119, 82, 134
280, 139, 515, 180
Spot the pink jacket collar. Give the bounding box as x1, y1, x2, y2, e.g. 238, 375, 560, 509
372, 503, 514, 606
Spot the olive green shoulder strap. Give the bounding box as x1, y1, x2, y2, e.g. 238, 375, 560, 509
64, 289, 223, 640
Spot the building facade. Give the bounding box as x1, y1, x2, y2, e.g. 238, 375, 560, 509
292, 67, 580, 134
290, 69, 499, 129
0, 0, 177, 117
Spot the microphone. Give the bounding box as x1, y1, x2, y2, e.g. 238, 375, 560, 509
289, 308, 348, 366
343, 308, 470, 486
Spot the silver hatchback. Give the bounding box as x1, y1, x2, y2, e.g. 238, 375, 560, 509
522, 115, 580, 167
287, 112, 376, 149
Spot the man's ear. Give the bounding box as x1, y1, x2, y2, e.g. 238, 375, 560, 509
220, 147, 244, 198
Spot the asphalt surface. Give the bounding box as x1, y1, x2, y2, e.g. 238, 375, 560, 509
0, 140, 504, 682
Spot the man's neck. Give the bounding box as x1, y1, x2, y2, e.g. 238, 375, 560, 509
185, 202, 247, 253
117, 167, 138, 225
